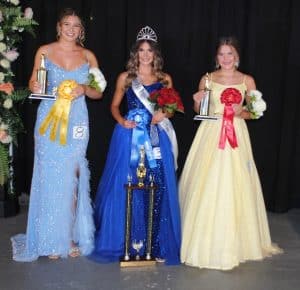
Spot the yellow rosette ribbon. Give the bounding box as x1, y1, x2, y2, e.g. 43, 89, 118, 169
39, 80, 78, 145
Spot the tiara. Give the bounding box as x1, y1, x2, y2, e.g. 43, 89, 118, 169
136, 26, 158, 42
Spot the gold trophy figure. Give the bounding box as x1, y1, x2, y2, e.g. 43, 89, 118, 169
136, 146, 147, 187
37, 53, 47, 94
194, 72, 219, 120
29, 54, 56, 100
199, 72, 211, 116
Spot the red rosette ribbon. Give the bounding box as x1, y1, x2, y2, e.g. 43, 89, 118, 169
218, 87, 242, 149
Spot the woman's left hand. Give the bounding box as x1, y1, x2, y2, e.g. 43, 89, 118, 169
71, 84, 86, 99
232, 104, 243, 116
151, 109, 166, 124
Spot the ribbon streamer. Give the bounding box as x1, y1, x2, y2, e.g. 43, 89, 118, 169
127, 109, 157, 169
218, 104, 238, 149
39, 80, 77, 145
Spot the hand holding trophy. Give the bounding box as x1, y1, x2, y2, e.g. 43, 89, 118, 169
29, 54, 56, 100
194, 73, 219, 120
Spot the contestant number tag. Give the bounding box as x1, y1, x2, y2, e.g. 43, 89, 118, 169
152, 147, 162, 159
73, 126, 87, 139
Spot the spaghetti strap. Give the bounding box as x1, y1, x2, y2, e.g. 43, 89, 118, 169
85, 50, 90, 66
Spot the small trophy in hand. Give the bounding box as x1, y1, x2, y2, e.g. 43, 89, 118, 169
199, 72, 211, 116
29, 54, 56, 100
194, 73, 219, 120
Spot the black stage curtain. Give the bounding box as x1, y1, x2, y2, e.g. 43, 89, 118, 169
13, 0, 300, 212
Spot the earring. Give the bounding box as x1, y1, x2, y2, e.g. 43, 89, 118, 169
235, 61, 239, 68
56, 30, 61, 40
215, 62, 220, 69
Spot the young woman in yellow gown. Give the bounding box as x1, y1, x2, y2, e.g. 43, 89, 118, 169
179, 36, 282, 270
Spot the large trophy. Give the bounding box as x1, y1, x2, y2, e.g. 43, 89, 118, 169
194, 72, 219, 120
29, 54, 56, 100
120, 146, 157, 267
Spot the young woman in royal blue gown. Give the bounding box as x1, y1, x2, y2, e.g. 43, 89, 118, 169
11, 8, 105, 261
91, 27, 181, 265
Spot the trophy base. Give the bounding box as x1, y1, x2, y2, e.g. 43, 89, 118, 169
193, 115, 220, 121
120, 258, 156, 267
29, 93, 56, 100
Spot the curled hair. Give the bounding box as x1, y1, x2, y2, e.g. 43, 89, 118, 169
56, 8, 85, 46
125, 40, 167, 89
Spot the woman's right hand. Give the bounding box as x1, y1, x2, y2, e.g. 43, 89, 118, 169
120, 119, 136, 129
30, 81, 42, 94
193, 90, 205, 103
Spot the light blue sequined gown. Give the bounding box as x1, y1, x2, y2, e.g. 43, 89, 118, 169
91, 82, 181, 265
11, 59, 95, 261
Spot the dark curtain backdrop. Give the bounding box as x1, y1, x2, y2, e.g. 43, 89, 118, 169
13, 0, 300, 212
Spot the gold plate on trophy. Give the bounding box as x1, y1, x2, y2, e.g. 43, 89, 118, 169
193, 115, 220, 121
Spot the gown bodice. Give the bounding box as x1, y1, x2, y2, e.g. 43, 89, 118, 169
209, 81, 247, 116
45, 58, 89, 95
126, 82, 163, 111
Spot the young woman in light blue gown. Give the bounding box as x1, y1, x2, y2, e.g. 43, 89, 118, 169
91, 27, 181, 265
11, 8, 105, 261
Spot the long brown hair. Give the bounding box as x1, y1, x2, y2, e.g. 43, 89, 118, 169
125, 40, 167, 88
215, 36, 240, 69
56, 8, 85, 47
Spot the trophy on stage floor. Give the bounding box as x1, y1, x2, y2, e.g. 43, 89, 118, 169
194, 72, 219, 120
29, 54, 56, 100
120, 147, 157, 267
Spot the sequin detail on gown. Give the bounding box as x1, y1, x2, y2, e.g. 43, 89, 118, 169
91, 82, 181, 265
11, 59, 95, 261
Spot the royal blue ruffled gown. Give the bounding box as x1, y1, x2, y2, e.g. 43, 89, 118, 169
11, 59, 95, 261
91, 82, 181, 265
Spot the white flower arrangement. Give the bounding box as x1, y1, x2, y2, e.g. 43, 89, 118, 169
87, 67, 107, 93
246, 90, 267, 119
3, 98, 12, 109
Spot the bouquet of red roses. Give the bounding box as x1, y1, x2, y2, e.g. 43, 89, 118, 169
148, 87, 184, 114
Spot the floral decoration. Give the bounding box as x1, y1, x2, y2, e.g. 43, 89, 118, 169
0, 0, 38, 188
87, 67, 107, 93
246, 89, 267, 119
148, 87, 184, 114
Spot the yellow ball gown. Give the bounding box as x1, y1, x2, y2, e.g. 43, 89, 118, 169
179, 79, 282, 270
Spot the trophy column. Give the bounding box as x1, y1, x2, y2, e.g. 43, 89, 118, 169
145, 174, 155, 260
123, 176, 133, 261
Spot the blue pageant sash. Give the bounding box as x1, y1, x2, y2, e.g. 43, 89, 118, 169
131, 78, 178, 169
127, 109, 157, 169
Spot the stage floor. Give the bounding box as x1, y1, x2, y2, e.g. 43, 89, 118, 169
1, 207, 299, 290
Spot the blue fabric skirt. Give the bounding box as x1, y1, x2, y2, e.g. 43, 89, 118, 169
91, 123, 181, 265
